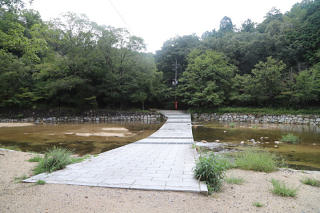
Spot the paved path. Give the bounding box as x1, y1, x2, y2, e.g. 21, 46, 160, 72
25, 110, 208, 194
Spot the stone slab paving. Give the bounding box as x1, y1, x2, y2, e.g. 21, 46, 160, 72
24, 110, 208, 194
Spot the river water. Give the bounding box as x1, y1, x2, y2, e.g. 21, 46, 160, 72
0, 121, 163, 155
2, 120, 320, 171
193, 121, 320, 171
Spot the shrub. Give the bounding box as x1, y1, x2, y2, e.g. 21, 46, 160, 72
301, 178, 320, 187
271, 179, 297, 197
33, 147, 72, 174
225, 176, 244, 185
280, 133, 299, 144
194, 153, 228, 193
235, 150, 277, 172
252, 202, 264, 207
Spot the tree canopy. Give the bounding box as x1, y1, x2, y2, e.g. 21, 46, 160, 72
1, 0, 320, 110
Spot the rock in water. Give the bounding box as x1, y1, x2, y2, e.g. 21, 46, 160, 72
195, 142, 227, 152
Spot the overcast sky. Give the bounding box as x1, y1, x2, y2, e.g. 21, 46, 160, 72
28, 0, 299, 52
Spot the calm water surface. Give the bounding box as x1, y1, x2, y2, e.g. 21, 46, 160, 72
193, 121, 320, 170
0, 121, 163, 155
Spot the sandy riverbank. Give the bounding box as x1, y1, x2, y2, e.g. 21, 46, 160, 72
0, 123, 34, 128
0, 149, 320, 213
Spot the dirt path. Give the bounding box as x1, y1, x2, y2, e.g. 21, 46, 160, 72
1, 149, 320, 213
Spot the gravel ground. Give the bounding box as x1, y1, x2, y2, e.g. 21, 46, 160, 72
1, 149, 320, 213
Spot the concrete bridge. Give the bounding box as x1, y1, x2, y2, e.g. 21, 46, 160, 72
25, 110, 208, 194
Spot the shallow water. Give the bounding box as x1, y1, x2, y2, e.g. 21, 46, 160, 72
193, 121, 320, 170
0, 121, 163, 155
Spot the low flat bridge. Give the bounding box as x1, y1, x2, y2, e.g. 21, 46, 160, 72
25, 110, 208, 194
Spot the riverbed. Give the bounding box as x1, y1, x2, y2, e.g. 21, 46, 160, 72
0, 121, 163, 155
193, 121, 320, 170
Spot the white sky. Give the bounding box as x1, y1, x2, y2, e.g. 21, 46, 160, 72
27, 0, 299, 53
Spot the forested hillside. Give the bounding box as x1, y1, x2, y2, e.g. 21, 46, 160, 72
1, 0, 319, 110
156, 0, 320, 108
0, 0, 165, 110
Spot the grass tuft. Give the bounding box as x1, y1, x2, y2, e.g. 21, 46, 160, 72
33, 147, 73, 174
234, 150, 277, 172
271, 179, 297, 197
36, 180, 46, 185
33, 147, 92, 175
301, 178, 320, 187
280, 133, 299, 144
14, 174, 28, 183
28, 156, 42, 162
225, 176, 244, 185
70, 154, 91, 164
252, 202, 264, 207
229, 122, 236, 128
194, 153, 229, 194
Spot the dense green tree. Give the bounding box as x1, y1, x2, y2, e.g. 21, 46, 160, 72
178, 49, 237, 107
155, 35, 200, 84
1, 0, 320, 110
241, 19, 256, 33
219, 16, 234, 33
249, 57, 286, 105
294, 62, 320, 104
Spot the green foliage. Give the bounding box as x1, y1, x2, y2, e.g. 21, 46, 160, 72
36, 180, 46, 185
1, 0, 320, 110
294, 63, 320, 104
235, 150, 277, 172
70, 154, 91, 164
271, 179, 297, 197
225, 176, 244, 185
14, 174, 28, 183
178, 49, 237, 107
28, 155, 42, 162
229, 122, 236, 128
252, 202, 264, 207
231, 57, 286, 105
280, 134, 299, 144
155, 35, 200, 85
33, 148, 92, 174
33, 147, 73, 174
301, 178, 320, 187
194, 153, 229, 193
0, 8, 165, 110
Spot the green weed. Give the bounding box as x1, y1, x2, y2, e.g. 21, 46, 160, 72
28, 156, 42, 162
301, 178, 320, 187
234, 150, 277, 172
194, 153, 229, 194
33, 147, 92, 175
33, 147, 73, 174
36, 180, 46, 185
281, 134, 299, 144
229, 122, 236, 128
225, 176, 244, 185
70, 154, 91, 163
271, 179, 297, 197
14, 174, 28, 183
252, 202, 264, 207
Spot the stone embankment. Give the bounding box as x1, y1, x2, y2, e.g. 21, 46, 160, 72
0, 111, 162, 123
193, 113, 320, 126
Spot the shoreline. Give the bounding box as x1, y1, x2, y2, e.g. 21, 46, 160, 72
1, 148, 320, 212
